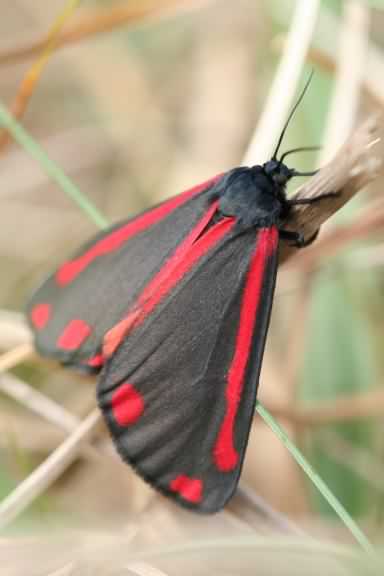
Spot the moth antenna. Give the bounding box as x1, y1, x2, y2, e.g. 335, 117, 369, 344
272, 70, 314, 161
279, 145, 321, 163
290, 169, 319, 177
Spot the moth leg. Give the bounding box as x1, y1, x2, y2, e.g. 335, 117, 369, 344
279, 228, 319, 248
287, 191, 340, 206
281, 191, 340, 247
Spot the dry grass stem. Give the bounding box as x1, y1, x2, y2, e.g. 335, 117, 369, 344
267, 387, 384, 426
126, 562, 170, 576
234, 485, 306, 536
275, 3, 371, 425
243, 0, 320, 166
0, 343, 34, 372
0, 0, 80, 153
0, 310, 31, 349
282, 198, 384, 272
321, 3, 384, 111
0, 0, 202, 67
0, 372, 79, 431
275, 9, 384, 109
0, 411, 71, 454
306, 45, 384, 109
280, 116, 383, 264
0, 409, 101, 530
241, 0, 320, 518
319, 1, 369, 163
0, 373, 100, 462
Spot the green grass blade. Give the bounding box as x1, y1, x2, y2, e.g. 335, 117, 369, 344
256, 402, 374, 554
0, 101, 108, 229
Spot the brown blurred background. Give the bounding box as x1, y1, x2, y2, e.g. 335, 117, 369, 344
1, 0, 384, 573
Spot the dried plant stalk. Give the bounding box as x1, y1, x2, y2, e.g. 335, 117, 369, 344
0, 409, 101, 530
268, 387, 384, 426
0, 373, 100, 461
319, 0, 369, 163
0, 343, 34, 372
0, 310, 31, 349
280, 116, 383, 265
0, 0, 80, 153
243, 0, 320, 165
0, 0, 200, 67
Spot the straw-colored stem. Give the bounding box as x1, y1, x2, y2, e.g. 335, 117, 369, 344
242, 0, 320, 166
0, 409, 101, 530
0, 343, 34, 372
279, 116, 382, 264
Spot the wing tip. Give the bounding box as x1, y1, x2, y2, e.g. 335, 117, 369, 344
97, 380, 237, 515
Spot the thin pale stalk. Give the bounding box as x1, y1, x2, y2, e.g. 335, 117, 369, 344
0, 0, 80, 152
0, 409, 101, 530
0, 373, 100, 462
0, 0, 203, 66
320, 1, 369, 164
0, 344, 34, 372
243, 0, 320, 166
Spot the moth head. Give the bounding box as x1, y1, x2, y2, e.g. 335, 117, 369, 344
263, 159, 293, 186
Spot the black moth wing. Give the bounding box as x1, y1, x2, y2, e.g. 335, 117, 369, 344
98, 224, 279, 512
26, 175, 223, 371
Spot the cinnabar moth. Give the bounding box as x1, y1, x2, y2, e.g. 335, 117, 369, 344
27, 76, 335, 512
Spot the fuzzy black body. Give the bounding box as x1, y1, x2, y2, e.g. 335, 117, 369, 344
27, 160, 311, 512
217, 164, 291, 228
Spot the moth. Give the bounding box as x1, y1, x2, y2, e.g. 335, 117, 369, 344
27, 77, 334, 512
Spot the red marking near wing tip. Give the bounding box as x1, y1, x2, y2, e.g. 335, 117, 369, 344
55, 174, 223, 286
169, 475, 203, 503
56, 319, 92, 350
213, 227, 278, 472
30, 303, 51, 330
86, 353, 104, 368
111, 382, 144, 426
103, 201, 234, 357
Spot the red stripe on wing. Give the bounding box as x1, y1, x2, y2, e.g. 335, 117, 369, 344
137, 200, 219, 305
103, 204, 235, 358
56, 174, 222, 286
213, 227, 278, 472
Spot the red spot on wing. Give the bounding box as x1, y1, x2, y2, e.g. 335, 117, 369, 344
111, 382, 144, 426
30, 303, 51, 330
102, 202, 235, 357
56, 319, 92, 350
169, 475, 203, 503
56, 174, 223, 286
213, 228, 278, 471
